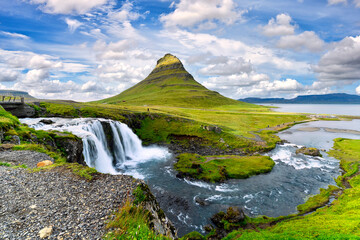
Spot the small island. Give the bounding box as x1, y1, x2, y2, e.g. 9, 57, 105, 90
174, 153, 275, 183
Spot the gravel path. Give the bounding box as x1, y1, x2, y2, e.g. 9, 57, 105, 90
0, 150, 53, 169
0, 150, 140, 240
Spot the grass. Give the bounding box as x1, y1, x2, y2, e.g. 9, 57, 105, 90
104, 200, 170, 240
297, 185, 339, 214
175, 153, 275, 183
223, 138, 360, 239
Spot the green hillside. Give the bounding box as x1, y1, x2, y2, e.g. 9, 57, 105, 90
98, 54, 251, 108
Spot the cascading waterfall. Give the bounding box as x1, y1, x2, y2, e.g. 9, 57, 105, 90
20, 118, 170, 175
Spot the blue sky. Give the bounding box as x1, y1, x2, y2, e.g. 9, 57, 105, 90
0, 0, 359, 101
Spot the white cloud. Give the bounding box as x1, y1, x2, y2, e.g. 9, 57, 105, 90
65, 18, 82, 33
107, 1, 141, 22
28, 0, 109, 15
24, 69, 49, 84
160, 29, 309, 73
160, 0, 243, 28
198, 57, 252, 76
313, 35, 360, 82
236, 78, 304, 98
0, 31, 30, 39
277, 31, 325, 52
0, 69, 20, 82
355, 0, 360, 7
356, 85, 360, 95
328, 0, 347, 5
262, 13, 296, 37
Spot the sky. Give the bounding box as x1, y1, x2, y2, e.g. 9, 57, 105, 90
0, 0, 359, 101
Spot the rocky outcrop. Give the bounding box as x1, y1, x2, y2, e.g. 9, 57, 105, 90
54, 136, 85, 165
296, 147, 322, 157
209, 207, 247, 239
135, 183, 177, 239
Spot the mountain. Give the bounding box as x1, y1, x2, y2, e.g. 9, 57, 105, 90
0, 90, 34, 99
239, 93, 360, 104
98, 54, 248, 108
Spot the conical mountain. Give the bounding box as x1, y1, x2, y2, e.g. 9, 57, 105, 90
98, 54, 242, 108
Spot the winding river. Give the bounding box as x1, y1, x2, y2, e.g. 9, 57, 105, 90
20, 117, 360, 236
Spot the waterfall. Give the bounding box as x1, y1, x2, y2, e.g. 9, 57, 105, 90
20, 118, 170, 175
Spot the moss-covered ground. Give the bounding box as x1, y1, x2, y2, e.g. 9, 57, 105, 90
222, 138, 360, 239
175, 153, 275, 183
37, 101, 310, 154
0, 107, 98, 181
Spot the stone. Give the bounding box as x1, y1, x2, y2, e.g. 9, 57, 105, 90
39, 226, 52, 238
225, 207, 245, 223
195, 197, 209, 206
296, 147, 322, 157
39, 119, 54, 125
37, 160, 53, 168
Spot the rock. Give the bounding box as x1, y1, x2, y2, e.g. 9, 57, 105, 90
211, 211, 226, 228
225, 207, 245, 223
202, 125, 222, 134
296, 147, 322, 157
0, 143, 15, 151
195, 197, 209, 206
39, 226, 52, 238
204, 224, 214, 232
39, 119, 54, 125
37, 160, 53, 168
3, 135, 21, 145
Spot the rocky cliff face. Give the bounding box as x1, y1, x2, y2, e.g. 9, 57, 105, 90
136, 183, 177, 239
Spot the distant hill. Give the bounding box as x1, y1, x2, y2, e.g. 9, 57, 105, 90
239, 93, 360, 104
98, 54, 252, 108
0, 90, 34, 99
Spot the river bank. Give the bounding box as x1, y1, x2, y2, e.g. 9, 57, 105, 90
0, 150, 141, 239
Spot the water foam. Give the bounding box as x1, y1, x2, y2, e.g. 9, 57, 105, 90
21, 118, 171, 174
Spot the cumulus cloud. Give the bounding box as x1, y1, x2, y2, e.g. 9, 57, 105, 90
236, 78, 305, 98
28, 0, 109, 15
356, 85, 360, 95
65, 18, 82, 33
198, 57, 252, 76
0, 31, 30, 39
160, 0, 243, 28
0, 69, 20, 82
277, 31, 325, 52
161, 29, 309, 73
313, 35, 360, 82
262, 13, 296, 37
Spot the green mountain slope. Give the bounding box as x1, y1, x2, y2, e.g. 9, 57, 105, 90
98, 54, 249, 108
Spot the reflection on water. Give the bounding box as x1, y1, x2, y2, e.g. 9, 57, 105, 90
259, 104, 360, 116
278, 120, 360, 150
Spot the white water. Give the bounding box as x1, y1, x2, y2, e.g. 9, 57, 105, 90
20, 118, 171, 176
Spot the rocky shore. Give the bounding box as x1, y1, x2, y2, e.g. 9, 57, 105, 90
0, 150, 141, 240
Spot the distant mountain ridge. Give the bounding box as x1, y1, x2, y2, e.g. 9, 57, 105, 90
239, 93, 360, 104
98, 53, 250, 108
0, 90, 34, 99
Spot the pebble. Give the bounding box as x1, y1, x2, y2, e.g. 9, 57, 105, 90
0, 150, 140, 240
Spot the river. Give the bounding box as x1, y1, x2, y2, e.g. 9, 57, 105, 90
20, 116, 360, 236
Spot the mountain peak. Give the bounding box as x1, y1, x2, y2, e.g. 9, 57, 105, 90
155, 53, 182, 68
98, 53, 242, 108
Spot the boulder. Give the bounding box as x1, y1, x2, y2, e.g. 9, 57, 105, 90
37, 160, 53, 168
39, 119, 54, 125
195, 196, 209, 206
39, 226, 52, 238
296, 147, 322, 157
225, 207, 245, 223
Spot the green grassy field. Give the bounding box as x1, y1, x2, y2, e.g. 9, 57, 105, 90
175, 153, 275, 182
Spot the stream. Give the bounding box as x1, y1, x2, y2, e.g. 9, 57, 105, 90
20, 118, 360, 236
